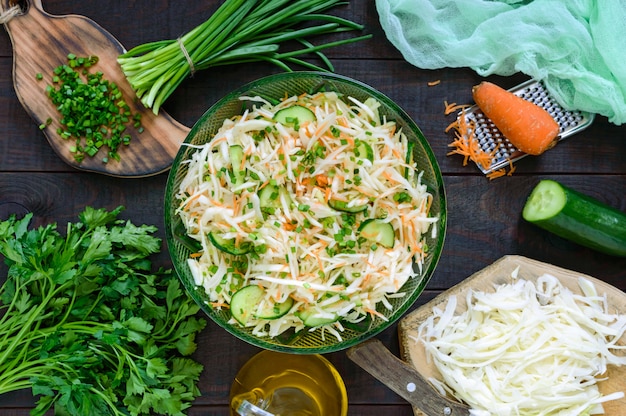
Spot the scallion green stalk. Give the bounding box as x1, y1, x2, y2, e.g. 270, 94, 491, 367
118, 0, 371, 114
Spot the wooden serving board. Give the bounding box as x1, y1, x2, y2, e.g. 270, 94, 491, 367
3, 0, 190, 177
399, 255, 626, 416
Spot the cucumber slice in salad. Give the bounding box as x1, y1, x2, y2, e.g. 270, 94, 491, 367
358, 219, 395, 248
354, 140, 374, 163
229, 145, 245, 187
522, 179, 626, 257
231, 285, 294, 325
274, 105, 316, 128
208, 232, 252, 256
296, 307, 339, 327
404, 140, 415, 179
258, 183, 292, 213
258, 183, 281, 208
328, 199, 368, 213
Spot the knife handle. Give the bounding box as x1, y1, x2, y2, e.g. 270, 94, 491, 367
347, 339, 470, 416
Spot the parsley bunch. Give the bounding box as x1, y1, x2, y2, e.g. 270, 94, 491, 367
0, 207, 206, 416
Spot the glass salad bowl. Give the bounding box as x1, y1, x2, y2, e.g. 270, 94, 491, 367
164, 72, 446, 353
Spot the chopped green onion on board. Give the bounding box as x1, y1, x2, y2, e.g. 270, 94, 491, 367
41, 54, 142, 164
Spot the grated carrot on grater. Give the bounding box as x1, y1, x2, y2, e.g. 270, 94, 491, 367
444, 101, 514, 177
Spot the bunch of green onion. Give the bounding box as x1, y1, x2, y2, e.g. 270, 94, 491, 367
117, 0, 370, 114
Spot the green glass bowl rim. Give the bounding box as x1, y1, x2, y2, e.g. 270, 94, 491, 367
164, 71, 447, 354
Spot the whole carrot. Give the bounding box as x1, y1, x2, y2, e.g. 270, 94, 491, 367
472, 81, 560, 155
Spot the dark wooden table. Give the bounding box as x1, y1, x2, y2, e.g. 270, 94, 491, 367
1, 1, 624, 415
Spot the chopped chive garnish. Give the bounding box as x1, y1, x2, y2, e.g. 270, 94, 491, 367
42, 54, 143, 163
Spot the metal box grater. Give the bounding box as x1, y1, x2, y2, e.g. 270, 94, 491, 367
459, 79, 595, 174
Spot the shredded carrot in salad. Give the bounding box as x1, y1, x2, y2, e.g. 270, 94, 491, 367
175, 91, 438, 340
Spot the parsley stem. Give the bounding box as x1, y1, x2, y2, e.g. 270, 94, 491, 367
0, 207, 206, 414
0, 279, 69, 366
0, 360, 74, 392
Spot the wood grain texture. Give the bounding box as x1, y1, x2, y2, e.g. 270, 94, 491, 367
347, 339, 471, 416
0, 0, 624, 415
399, 256, 626, 416
4, 0, 190, 177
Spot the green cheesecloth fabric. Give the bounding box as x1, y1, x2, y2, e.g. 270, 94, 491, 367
375, 0, 626, 125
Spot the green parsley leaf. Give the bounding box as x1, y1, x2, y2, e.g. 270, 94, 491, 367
0, 206, 206, 415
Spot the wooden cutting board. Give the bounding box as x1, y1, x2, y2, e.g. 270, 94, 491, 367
399, 255, 626, 416
3, 0, 190, 177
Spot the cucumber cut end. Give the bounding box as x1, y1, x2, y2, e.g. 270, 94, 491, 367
522, 179, 626, 257
523, 180, 567, 222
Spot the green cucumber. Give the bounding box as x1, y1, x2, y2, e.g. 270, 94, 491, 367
256, 297, 294, 320
358, 219, 395, 248
296, 307, 339, 327
258, 183, 291, 214
328, 198, 368, 213
354, 139, 374, 163
258, 183, 281, 208
405, 140, 415, 179
274, 105, 316, 128
231, 285, 294, 325
522, 179, 626, 257
208, 232, 252, 256
229, 145, 245, 187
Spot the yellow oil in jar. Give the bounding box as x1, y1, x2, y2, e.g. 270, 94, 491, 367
229, 351, 347, 416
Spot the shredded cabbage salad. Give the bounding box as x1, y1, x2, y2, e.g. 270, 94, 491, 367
416, 270, 626, 416
175, 91, 438, 340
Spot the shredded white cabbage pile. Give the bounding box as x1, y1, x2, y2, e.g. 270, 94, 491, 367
417, 271, 626, 416
176, 91, 438, 340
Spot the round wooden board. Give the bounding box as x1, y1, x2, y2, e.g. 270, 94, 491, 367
398, 255, 626, 416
